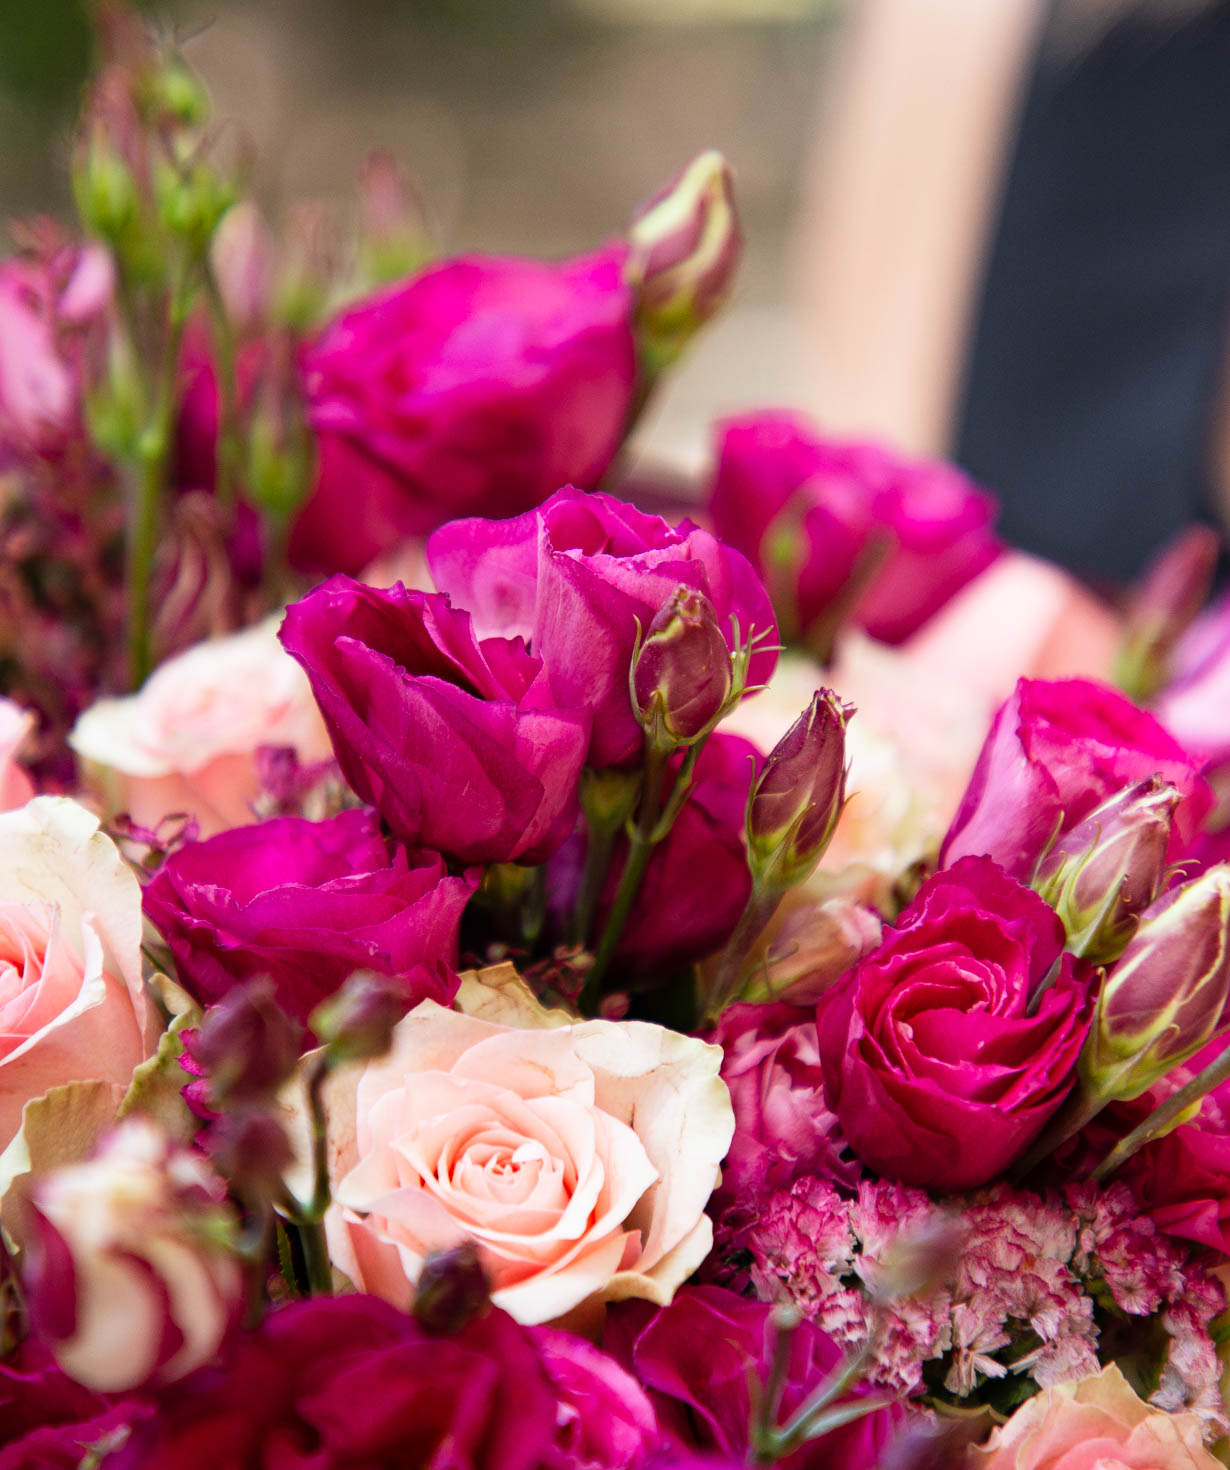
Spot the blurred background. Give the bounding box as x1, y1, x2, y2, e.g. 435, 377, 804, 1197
3, 0, 1230, 583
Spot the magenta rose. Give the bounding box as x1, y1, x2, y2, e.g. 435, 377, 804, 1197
712, 1000, 860, 1211
142, 807, 475, 1025
110, 1294, 560, 1470
534, 1328, 661, 1470
607, 1287, 902, 1470
0, 1342, 140, 1470
941, 677, 1210, 881
279, 576, 589, 864
708, 412, 999, 646
289, 248, 637, 575
817, 856, 1092, 1192
428, 487, 777, 768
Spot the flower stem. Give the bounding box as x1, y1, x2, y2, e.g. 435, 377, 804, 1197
202, 260, 241, 510
298, 1219, 334, 1296
571, 818, 618, 948
1090, 1042, 1230, 1181
701, 881, 785, 1025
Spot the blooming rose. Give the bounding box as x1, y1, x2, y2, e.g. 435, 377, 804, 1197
279, 576, 589, 864
69, 617, 331, 838
707, 411, 999, 646
0, 697, 36, 810
0, 796, 156, 1151
142, 808, 476, 1026
0, 1341, 133, 1470
941, 677, 1209, 881
112, 1294, 562, 1470
607, 1286, 902, 1470
289, 248, 637, 575
535, 1327, 661, 1469
26, 1119, 241, 1393
427, 487, 777, 768
971, 1363, 1223, 1470
325, 991, 734, 1324
818, 856, 1092, 1191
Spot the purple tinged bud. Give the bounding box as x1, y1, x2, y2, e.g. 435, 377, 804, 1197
626, 150, 742, 368
310, 970, 410, 1064
413, 1241, 491, 1334
747, 689, 851, 889
203, 1108, 295, 1195
632, 585, 733, 748
1033, 777, 1180, 964
1083, 864, 1230, 1100
189, 977, 304, 1104
1117, 524, 1221, 699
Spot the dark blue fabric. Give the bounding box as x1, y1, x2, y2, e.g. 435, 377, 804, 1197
954, 2, 1230, 584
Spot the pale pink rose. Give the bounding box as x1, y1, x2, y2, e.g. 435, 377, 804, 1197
0, 797, 157, 1150
29, 1118, 240, 1391
324, 985, 734, 1325
971, 1363, 1222, 1470
69, 616, 331, 836
0, 698, 36, 811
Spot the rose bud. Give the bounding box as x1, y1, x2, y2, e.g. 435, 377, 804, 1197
413, 1241, 491, 1335
632, 585, 733, 749
202, 1108, 295, 1196
626, 149, 741, 373
188, 977, 304, 1104
26, 1119, 241, 1392
1033, 777, 1181, 964
747, 690, 851, 890
1082, 864, 1230, 1102
310, 969, 410, 1063
1117, 523, 1222, 700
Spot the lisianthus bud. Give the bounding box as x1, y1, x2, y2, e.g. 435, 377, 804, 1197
1082, 865, 1230, 1101
632, 585, 733, 748
1033, 777, 1180, 963
626, 149, 741, 372
310, 970, 410, 1063
188, 977, 304, 1104
747, 690, 851, 889
1117, 524, 1221, 700
413, 1241, 491, 1335
27, 1119, 241, 1392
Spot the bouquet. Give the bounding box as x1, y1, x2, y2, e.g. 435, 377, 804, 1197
3, 12, 1230, 1470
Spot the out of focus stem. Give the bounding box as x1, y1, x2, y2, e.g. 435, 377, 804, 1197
203, 261, 240, 509
1091, 1042, 1230, 1181
702, 881, 784, 1025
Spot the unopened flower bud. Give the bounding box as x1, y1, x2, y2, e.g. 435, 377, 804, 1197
740, 894, 883, 1004
202, 1107, 294, 1195
747, 690, 852, 889
211, 201, 273, 334
632, 585, 733, 748
1082, 864, 1230, 1101
1033, 777, 1180, 963
189, 977, 304, 1104
413, 1241, 491, 1334
626, 149, 741, 372
311, 970, 411, 1063
27, 1119, 241, 1391
156, 159, 236, 259
1116, 524, 1221, 700
357, 150, 433, 286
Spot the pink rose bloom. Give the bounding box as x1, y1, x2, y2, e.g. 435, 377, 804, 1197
708, 411, 1000, 646
817, 856, 1091, 1192
0, 797, 157, 1150
69, 616, 331, 837
941, 677, 1210, 882
0, 698, 36, 810
972, 1363, 1223, 1470
290, 248, 638, 575
326, 993, 734, 1325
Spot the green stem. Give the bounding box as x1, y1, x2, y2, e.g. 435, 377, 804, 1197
571, 819, 618, 948
1091, 1042, 1230, 1181
298, 1218, 333, 1296
701, 882, 785, 1025
202, 261, 241, 509
305, 1053, 331, 1222
1010, 1085, 1111, 1182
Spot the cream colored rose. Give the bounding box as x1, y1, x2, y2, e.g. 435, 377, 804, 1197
972, 1364, 1222, 1470
325, 991, 734, 1326
69, 616, 330, 836
30, 1118, 241, 1391
0, 796, 157, 1150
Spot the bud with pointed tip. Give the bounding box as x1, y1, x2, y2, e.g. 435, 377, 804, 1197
1033, 776, 1180, 963
632, 585, 733, 749
747, 690, 851, 890
626, 149, 741, 373
357, 150, 433, 287
1116, 524, 1221, 700
1081, 864, 1230, 1101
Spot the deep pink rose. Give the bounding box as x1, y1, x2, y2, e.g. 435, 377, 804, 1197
708, 413, 999, 646
111, 1295, 559, 1470
534, 1328, 660, 1470
941, 677, 1210, 881
607, 1286, 901, 1470
428, 487, 777, 768
712, 1000, 859, 1210
290, 248, 637, 574
548, 733, 757, 977
0, 1342, 129, 1466
818, 856, 1092, 1192
142, 807, 475, 1025
279, 576, 589, 864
